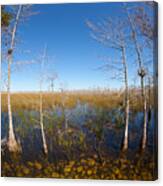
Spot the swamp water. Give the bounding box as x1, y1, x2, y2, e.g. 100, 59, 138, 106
1, 102, 157, 179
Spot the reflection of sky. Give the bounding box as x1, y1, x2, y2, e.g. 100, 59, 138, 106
2, 2, 154, 91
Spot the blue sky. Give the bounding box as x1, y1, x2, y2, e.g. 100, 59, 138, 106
2, 2, 154, 91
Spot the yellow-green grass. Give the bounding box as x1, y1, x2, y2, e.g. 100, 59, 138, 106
1, 89, 153, 112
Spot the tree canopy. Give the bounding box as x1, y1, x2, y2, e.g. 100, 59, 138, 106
1, 6, 13, 28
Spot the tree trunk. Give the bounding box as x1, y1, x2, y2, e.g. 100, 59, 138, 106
125, 6, 148, 150
147, 77, 152, 122
65, 116, 68, 130
7, 62, 20, 152
51, 81, 54, 92
141, 77, 147, 150
61, 90, 68, 130
39, 46, 48, 155
7, 5, 22, 152
121, 46, 130, 151
39, 89, 48, 155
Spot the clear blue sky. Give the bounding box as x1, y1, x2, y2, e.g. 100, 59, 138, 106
2, 2, 153, 92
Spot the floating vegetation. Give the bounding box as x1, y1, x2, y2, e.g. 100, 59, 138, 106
1, 152, 156, 180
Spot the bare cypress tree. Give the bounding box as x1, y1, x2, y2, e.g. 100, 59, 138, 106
125, 5, 148, 150
86, 18, 130, 151
133, 2, 156, 42
2, 5, 36, 152
7, 5, 22, 152
39, 45, 48, 155
47, 72, 57, 92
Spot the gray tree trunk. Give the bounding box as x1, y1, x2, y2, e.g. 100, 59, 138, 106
7, 5, 22, 152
